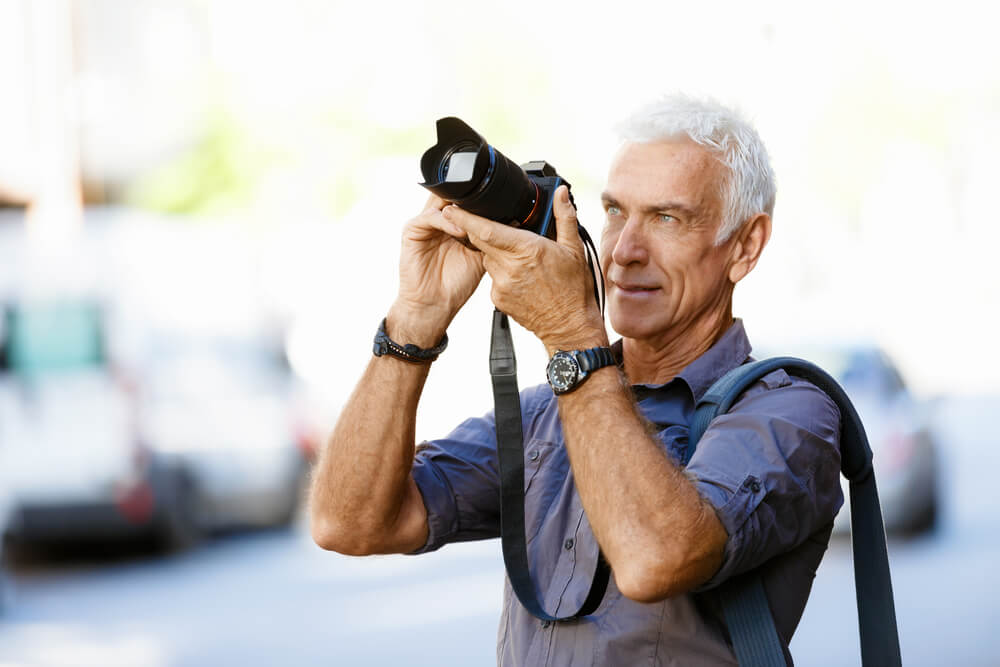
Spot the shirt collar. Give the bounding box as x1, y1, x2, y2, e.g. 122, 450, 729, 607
611, 319, 753, 402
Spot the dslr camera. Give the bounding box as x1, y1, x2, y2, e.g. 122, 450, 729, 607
419, 117, 573, 241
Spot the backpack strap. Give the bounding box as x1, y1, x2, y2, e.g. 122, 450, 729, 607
690, 357, 902, 667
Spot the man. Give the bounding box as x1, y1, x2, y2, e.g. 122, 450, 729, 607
310, 95, 843, 665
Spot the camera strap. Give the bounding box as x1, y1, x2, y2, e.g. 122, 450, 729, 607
491, 309, 610, 621
490, 224, 609, 621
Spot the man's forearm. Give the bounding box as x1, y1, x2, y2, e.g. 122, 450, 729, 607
556, 367, 727, 601
309, 316, 437, 555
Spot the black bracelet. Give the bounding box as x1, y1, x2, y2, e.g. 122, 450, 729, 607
372, 318, 448, 363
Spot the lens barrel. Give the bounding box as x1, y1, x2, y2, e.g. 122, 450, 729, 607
420, 117, 540, 230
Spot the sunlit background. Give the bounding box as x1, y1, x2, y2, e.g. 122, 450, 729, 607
0, 1, 998, 665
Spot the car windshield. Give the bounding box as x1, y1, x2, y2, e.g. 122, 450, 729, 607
3, 302, 104, 375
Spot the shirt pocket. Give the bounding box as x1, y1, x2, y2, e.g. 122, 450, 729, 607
523, 438, 562, 545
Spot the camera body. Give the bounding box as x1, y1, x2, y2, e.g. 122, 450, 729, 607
418, 117, 574, 241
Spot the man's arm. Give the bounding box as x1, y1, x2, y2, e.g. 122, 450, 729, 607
443, 188, 727, 601
556, 367, 728, 601
309, 196, 485, 556
308, 317, 432, 555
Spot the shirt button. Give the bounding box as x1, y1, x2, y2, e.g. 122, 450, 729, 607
564, 539, 575, 550
750, 480, 762, 493
541, 620, 551, 629
529, 450, 540, 461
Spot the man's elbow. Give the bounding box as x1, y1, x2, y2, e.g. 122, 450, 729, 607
311, 515, 355, 555
615, 554, 687, 603
310, 510, 382, 556
614, 541, 725, 603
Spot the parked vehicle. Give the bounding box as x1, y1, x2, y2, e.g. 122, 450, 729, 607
0, 298, 308, 551
0, 298, 158, 544
134, 330, 309, 546
757, 343, 938, 534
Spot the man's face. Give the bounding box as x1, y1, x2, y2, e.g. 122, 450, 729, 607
600, 139, 738, 344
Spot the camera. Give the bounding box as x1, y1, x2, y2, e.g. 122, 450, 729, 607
418, 117, 572, 241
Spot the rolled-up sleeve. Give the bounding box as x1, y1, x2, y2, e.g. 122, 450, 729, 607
409, 414, 501, 554
409, 384, 550, 554
686, 369, 843, 588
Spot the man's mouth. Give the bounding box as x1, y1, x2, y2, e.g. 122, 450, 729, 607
612, 280, 661, 295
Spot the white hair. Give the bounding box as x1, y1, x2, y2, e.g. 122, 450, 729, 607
615, 94, 776, 244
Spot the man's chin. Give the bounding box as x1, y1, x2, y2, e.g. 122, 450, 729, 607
608, 312, 671, 342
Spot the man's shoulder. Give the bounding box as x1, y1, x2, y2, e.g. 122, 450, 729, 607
727, 367, 842, 438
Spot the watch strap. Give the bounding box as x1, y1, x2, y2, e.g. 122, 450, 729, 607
576, 346, 616, 374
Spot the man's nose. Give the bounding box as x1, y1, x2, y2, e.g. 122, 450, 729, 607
611, 216, 649, 266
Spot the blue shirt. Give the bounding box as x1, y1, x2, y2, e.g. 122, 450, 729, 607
410, 320, 843, 665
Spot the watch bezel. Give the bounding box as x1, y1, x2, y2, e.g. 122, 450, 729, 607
546, 351, 582, 395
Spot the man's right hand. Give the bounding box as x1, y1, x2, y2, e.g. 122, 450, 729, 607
389, 195, 485, 345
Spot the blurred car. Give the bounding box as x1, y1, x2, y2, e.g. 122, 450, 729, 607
0, 299, 308, 551
757, 343, 938, 535
134, 331, 309, 547
0, 298, 157, 546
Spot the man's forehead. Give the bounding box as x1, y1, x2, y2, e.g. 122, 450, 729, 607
604, 139, 723, 206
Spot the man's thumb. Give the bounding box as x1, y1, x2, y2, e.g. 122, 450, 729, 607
553, 185, 580, 248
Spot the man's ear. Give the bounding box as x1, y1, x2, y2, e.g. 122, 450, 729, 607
727, 213, 771, 285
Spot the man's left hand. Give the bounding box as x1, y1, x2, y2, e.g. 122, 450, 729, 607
442, 185, 607, 351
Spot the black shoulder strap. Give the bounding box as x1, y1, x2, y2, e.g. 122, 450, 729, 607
690, 357, 902, 667
491, 309, 609, 621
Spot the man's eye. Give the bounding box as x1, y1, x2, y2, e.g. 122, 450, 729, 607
606, 205, 622, 217
658, 214, 676, 223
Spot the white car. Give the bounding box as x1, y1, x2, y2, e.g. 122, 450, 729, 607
0, 299, 155, 545
1, 300, 308, 551
135, 332, 309, 546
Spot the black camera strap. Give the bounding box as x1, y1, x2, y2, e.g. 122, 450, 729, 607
491, 309, 610, 621
490, 224, 609, 621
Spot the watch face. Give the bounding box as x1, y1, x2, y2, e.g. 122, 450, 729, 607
547, 354, 579, 392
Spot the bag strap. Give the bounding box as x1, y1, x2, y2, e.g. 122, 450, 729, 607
690, 357, 902, 667
491, 309, 609, 621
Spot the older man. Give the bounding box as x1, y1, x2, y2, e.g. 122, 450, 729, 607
310, 95, 843, 665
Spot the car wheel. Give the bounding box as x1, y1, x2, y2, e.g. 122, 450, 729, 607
152, 466, 203, 551
907, 491, 938, 534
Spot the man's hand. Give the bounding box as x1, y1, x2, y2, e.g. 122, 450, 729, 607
390, 195, 486, 345
442, 185, 607, 352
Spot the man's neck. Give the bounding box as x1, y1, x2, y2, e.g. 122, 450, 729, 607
622, 308, 734, 386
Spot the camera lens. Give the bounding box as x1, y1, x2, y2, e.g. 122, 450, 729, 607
420, 117, 539, 229
439, 149, 478, 183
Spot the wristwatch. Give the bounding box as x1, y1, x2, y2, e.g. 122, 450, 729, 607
546, 347, 616, 395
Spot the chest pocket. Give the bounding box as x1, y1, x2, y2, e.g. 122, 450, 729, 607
523, 438, 563, 545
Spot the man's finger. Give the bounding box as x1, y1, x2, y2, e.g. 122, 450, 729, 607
443, 205, 528, 254
422, 193, 448, 213
421, 208, 468, 239
553, 185, 582, 250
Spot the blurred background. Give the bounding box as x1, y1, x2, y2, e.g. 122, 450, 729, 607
0, 0, 997, 665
